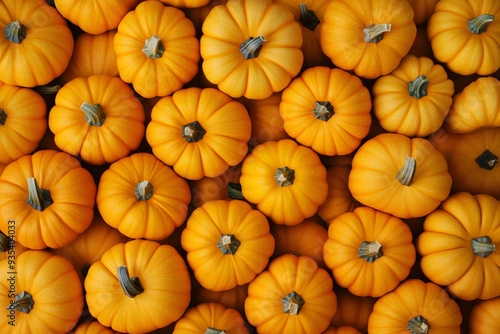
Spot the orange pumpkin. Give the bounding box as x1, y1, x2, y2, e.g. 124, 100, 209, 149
240, 139, 328, 225
469, 296, 500, 334
0, 0, 74, 87
331, 286, 377, 333
73, 321, 120, 334
320, 0, 417, 79
181, 199, 275, 291
155, 0, 211, 7
190, 280, 249, 316
407, 0, 439, 25
323, 325, 361, 334
200, 0, 303, 99
146, 87, 251, 180
114, 0, 200, 98
0, 150, 96, 249
48, 74, 145, 165
245, 254, 337, 334
280, 66, 372, 156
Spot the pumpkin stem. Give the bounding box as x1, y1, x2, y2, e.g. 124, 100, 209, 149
26, 177, 53, 211
118, 266, 144, 298
205, 328, 227, 334
81, 102, 106, 126
299, 3, 320, 31
408, 75, 429, 99
0, 231, 11, 252
275, 166, 295, 186
468, 14, 495, 34
7, 291, 34, 314
227, 182, 244, 200
364, 23, 391, 43
281, 291, 305, 315
475, 149, 498, 171
142, 34, 165, 58
396, 157, 416, 186
240, 36, 266, 60
217, 234, 241, 255
182, 121, 206, 142
5, 20, 26, 44
313, 101, 334, 121
407, 315, 429, 334
34, 84, 61, 95
135, 180, 153, 200
0, 109, 6, 126
358, 241, 383, 262
472, 236, 495, 258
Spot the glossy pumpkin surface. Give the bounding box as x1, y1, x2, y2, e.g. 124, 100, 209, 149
469, 296, 500, 334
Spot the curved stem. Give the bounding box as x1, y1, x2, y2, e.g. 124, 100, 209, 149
299, 3, 320, 31
81, 102, 106, 126
227, 182, 244, 200
135, 180, 153, 200
313, 101, 334, 121
240, 36, 266, 60
142, 34, 165, 58
217, 234, 241, 255
7, 291, 34, 314
407, 315, 429, 334
0, 231, 10, 252
358, 241, 383, 262
396, 157, 416, 186
275, 166, 295, 186
34, 84, 61, 95
26, 177, 53, 211
206, 328, 226, 334
182, 121, 206, 142
5, 20, 26, 44
0, 109, 6, 126
118, 266, 144, 298
472, 236, 495, 258
364, 24, 391, 43
408, 75, 429, 99
468, 14, 494, 34
475, 149, 498, 171
282, 291, 305, 315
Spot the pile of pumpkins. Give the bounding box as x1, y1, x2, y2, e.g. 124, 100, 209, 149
0, 0, 499, 333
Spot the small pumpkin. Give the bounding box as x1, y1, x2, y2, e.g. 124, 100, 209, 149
245, 254, 337, 334
85, 239, 191, 333
372, 54, 455, 137
407, 0, 439, 25
74, 321, 120, 334
0, 250, 83, 333
48, 74, 146, 165
320, 0, 417, 79
0, 150, 96, 249
200, 0, 303, 99
348, 133, 452, 219
172, 302, 249, 334
114, 0, 200, 98
240, 139, 328, 225
279, 66, 372, 156
427, 0, 500, 75
146, 87, 251, 180
469, 296, 500, 334
154, 0, 211, 7
190, 280, 249, 316
0, 0, 74, 87
96, 152, 191, 240
323, 325, 361, 334
0, 82, 47, 165
331, 286, 377, 333
367, 279, 462, 333
181, 199, 275, 291
417, 192, 500, 301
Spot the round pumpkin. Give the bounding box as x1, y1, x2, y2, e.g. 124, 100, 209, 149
245, 254, 337, 334
469, 296, 500, 334
348, 133, 452, 219
418, 192, 500, 301
323, 325, 361, 334
200, 0, 303, 99
190, 280, 249, 316
367, 279, 462, 333
407, 0, 439, 25
372, 54, 455, 137
181, 199, 275, 291
48, 74, 146, 165
240, 139, 328, 225
96, 152, 191, 240
0, 82, 47, 165
74, 321, 120, 334
0, 150, 96, 249
114, 0, 200, 98
320, 0, 417, 79
427, 0, 500, 75
146, 87, 251, 180
331, 286, 377, 333
280, 66, 372, 156
0, 0, 74, 87
0, 250, 83, 333
84, 239, 191, 333
324, 206, 416, 297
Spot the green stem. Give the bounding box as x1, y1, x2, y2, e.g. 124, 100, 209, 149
468, 14, 495, 34
240, 36, 266, 60
227, 182, 244, 200
33, 84, 61, 95
217, 234, 241, 255
475, 150, 498, 171
407, 315, 429, 334
4, 20, 26, 44
182, 121, 206, 142
7, 291, 34, 314
0, 231, 10, 252
281, 291, 305, 315
299, 3, 320, 31
364, 24, 391, 43
135, 180, 153, 200
80, 102, 106, 126
0, 109, 6, 126
313, 101, 334, 121
142, 34, 165, 58
408, 75, 429, 99
118, 266, 144, 298
26, 177, 53, 211
472, 236, 495, 258
205, 328, 226, 334
358, 241, 383, 262
396, 157, 416, 186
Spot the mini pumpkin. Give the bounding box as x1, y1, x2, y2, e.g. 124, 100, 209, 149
331, 286, 377, 333
323, 325, 361, 334
74, 321, 119, 334
407, 0, 439, 25
190, 280, 249, 316
469, 296, 500, 334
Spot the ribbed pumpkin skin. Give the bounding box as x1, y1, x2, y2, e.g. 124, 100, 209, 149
469, 297, 500, 334
74, 321, 120, 334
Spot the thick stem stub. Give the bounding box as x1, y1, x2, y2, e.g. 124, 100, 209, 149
282, 291, 305, 315
205, 328, 227, 334
142, 34, 165, 58
26, 177, 53, 211
408, 75, 429, 99
217, 234, 241, 255
313, 101, 334, 121
475, 149, 498, 170
299, 3, 320, 31
364, 24, 391, 43
472, 236, 495, 258
275, 166, 295, 186
7, 291, 34, 314
135, 180, 153, 200
227, 182, 244, 200
0, 231, 10, 252
407, 315, 429, 334
5, 20, 26, 44
468, 14, 495, 34
0, 109, 7, 126
240, 36, 266, 60
182, 121, 206, 142
118, 266, 144, 298
81, 102, 106, 126
358, 241, 383, 262
396, 157, 416, 186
